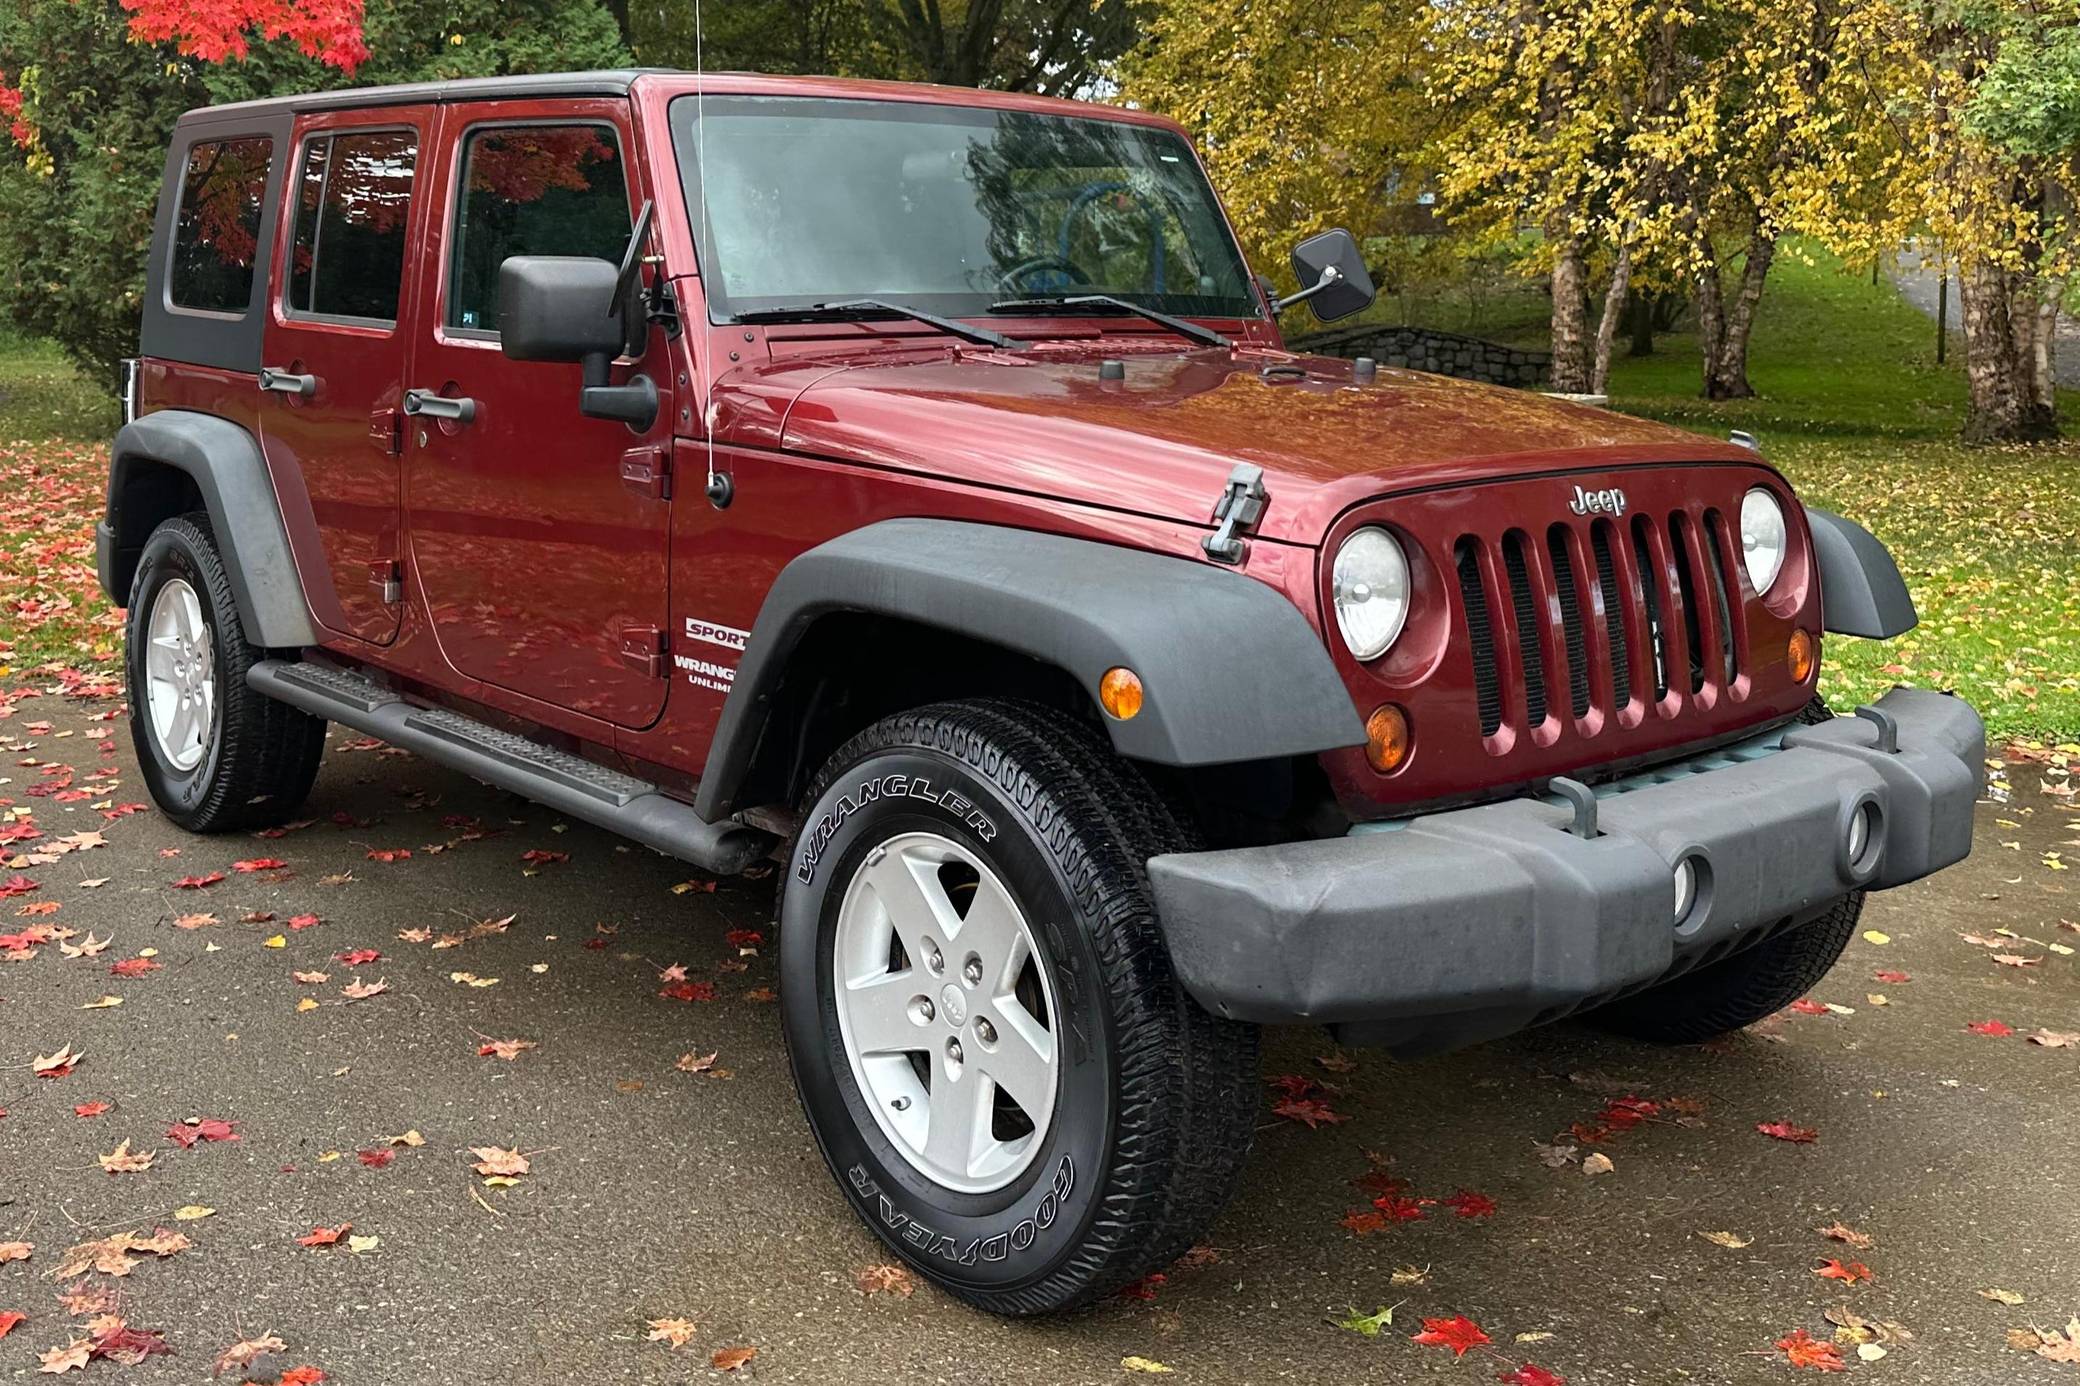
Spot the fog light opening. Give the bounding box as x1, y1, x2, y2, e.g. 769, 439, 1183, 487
1787, 629, 1817, 684
1098, 667, 1144, 721
1364, 704, 1411, 774
1846, 800, 1882, 876
1672, 854, 1710, 930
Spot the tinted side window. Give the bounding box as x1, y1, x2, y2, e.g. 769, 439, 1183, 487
169, 137, 274, 313
448, 124, 630, 333
287, 130, 418, 322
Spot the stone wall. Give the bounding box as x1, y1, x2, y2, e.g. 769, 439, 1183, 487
1288, 324, 1550, 389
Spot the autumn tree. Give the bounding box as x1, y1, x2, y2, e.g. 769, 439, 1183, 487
0, 0, 627, 383
630, 0, 1140, 95
1120, 0, 1438, 293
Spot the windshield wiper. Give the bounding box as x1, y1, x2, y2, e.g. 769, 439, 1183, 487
729, 299, 1022, 350
987, 294, 1231, 349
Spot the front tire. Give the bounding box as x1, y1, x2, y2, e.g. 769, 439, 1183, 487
126, 514, 327, 832
779, 701, 1258, 1314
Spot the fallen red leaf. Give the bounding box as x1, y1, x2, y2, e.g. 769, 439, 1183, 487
1270, 1095, 1347, 1129
1814, 1258, 1872, 1284
232, 858, 287, 873
295, 1223, 350, 1248
1756, 1120, 1818, 1143
1498, 1367, 1566, 1386
1117, 1272, 1166, 1301
1442, 1189, 1497, 1219
280, 1368, 327, 1386
286, 913, 324, 930
1775, 1328, 1847, 1372
364, 848, 411, 863
1873, 970, 1911, 983
1340, 1209, 1388, 1237
165, 1118, 239, 1148
519, 848, 569, 865
72, 1102, 110, 1118
659, 980, 716, 1003
1412, 1315, 1491, 1356
109, 957, 161, 978
1965, 1019, 2015, 1037
1788, 999, 1831, 1015
0, 1310, 24, 1340
1373, 1192, 1432, 1222
170, 872, 224, 889
334, 949, 382, 966
356, 1148, 394, 1169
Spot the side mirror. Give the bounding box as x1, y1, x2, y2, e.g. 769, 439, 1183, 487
498, 255, 657, 430
1276, 228, 1377, 323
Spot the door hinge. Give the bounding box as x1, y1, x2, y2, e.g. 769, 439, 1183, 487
367, 559, 402, 605
619, 625, 668, 678
368, 406, 401, 456
1203, 462, 1269, 565
620, 444, 671, 500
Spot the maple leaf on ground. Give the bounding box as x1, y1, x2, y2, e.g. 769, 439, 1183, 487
291, 970, 329, 985
855, 1263, 916, 1297
725, 928, 763, 950
37, 1338, 91, 1374
1373, 1193, 1432, 1222
675, 1051, 723, 1075
1775, 1328, 1848, 1372
1966, 1019, 2016, 1037
1818, 1222, 1874, 1249
356, 1148, 394, 1169
280, 1368, 327, 1386
33, 1045, 83, 1077
1789, 998, 1832, 1015
1334, 1304, 1396, 1336
91, 1320, 171, 1366
171, 912, 217, 930
2028, 1028, 2080, 1048
1873, 970, 1911, 983
364, 848, 410, 863
97, 1139, 153, 1174
340, 977, 388, 1000
1815, 1258, 1873, 1283
233, 858, 287, 873
53, 1230, 187, 1280
0, 1242, 29, 1264
212, 1332, 287, 1377
1443, 1189, 1497, 1219
1757, 1120, 1818, 1144
1498, 1367, 1567, 1386
477, 1039, 537, 1061
659, 980, 716, 1003
0, 1310, 24, 1340
295, 1223, 351, 1248
1412, 1315, 1492, 1356
334, 949, 381, 966
166, 1118, 238, 1149
470, 1146, 530, 1178
109, 957, 160, 978
72, 1102, 110, 1118
1271, 1095, 1347, 1129
1340, 1209, 1389, 1238
711, 1346, 757, 1372
171, 871, 224, 889
519, 848, 568, 865
286, 913, 324, 931
646, 1318, 698, 1349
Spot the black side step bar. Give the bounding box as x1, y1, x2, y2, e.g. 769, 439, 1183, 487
248, 660, 772, 875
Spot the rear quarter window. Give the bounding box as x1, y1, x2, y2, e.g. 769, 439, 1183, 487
169, 136, 275, 314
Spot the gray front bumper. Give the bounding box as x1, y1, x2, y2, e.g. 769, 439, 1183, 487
1147, 687, 1983, 1055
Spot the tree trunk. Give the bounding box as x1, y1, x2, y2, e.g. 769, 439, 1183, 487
1956, 258, 2059, 443
1589, 242, 1632, 396
1626, 294, 1656, 357
1549, 227, 1592, 393
1705, 233, 1775, 400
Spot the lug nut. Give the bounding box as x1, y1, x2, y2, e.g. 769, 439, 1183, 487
947, 1039, 964, 1065
975, 1018, 996, 1044
963, 956, 983, 987
912, 997, 935, 1024
926, 948, 944, 974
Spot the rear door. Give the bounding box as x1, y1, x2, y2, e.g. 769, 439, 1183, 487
258, 106, 431, 645
402, 101, 673, 727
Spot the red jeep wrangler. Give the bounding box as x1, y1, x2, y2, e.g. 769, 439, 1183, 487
101, 69, 1982, 1314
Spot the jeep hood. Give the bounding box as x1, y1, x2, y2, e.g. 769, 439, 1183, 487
719, 347, 1760, 545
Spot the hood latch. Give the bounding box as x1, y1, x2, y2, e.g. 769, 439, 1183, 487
1203, 463, 1269, 565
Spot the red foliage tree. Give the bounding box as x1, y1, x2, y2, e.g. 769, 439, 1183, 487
119, 0, 369, 74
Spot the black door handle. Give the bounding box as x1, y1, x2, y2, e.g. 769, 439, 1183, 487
259, 366, 317, 397
403, 389, 477, 424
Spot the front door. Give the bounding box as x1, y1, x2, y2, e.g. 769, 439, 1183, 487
403, 102, 672, 728
259, 106, 432, 644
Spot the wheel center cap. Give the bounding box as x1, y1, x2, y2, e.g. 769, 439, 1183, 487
938, 983, 967, 1026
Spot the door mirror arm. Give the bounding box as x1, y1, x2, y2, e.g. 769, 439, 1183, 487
500, 254, 658, 431
578, 350, 659, 430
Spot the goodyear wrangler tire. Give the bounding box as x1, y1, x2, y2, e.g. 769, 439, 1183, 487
125, 513, 327, 832
779, 700, 1259, 1314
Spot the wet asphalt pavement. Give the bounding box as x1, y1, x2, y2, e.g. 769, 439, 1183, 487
0, 697, 2075, 1385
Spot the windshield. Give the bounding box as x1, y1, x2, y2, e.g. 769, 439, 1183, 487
667, 95, 1260, 323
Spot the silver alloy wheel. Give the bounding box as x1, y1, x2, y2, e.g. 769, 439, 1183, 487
832, 830, 1060, 1194
144, 577, 215, 772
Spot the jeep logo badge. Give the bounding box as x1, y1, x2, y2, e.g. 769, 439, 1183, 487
1568, 484, 1628, 517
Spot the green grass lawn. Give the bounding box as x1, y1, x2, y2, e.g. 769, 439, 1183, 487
1, 253, 2075, 738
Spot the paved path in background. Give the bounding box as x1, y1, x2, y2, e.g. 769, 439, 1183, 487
1891, 244, 2080, 388
1, 697, 2076, 1384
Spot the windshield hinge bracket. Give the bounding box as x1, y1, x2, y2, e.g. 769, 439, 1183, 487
1203, 463, 1269, 565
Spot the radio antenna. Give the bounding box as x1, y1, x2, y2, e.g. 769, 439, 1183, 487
694, 0, 731, 508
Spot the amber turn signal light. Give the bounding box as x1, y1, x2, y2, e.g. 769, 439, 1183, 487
1099, 667, 1144, 721
1364, 704, 1410, 773
1787, 629, 1817, 684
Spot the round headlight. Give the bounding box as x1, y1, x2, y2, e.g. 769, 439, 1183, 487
1332, 528, 1410, 661
1740, 487, 1787, 594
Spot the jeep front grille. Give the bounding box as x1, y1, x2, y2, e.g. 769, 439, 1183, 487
1453, 507, 1748, 744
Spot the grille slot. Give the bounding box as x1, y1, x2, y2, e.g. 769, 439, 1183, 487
1631, 516, 1671, 699
1547, 525, 1592, 718
1456, 538, 1503, 736
1590, 520, 1632, 705
1668, 513, 1707, 694
1703, 510, 1740, 682
1501, 532, 1548, 727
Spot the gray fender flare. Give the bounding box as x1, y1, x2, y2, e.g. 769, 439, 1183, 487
101, 411, 319, 648
1804, 507, 1917, 639
694, 519, 1365, 819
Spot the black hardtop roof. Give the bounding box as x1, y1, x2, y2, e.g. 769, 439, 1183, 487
175, 68, 675, 124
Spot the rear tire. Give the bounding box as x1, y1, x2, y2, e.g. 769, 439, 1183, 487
1588, 695, 1863, 1044
126, 513, 327, 832
778, 700, 1259, 1314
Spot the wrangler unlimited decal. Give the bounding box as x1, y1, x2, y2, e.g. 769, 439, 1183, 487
795, 774, 1000, 884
